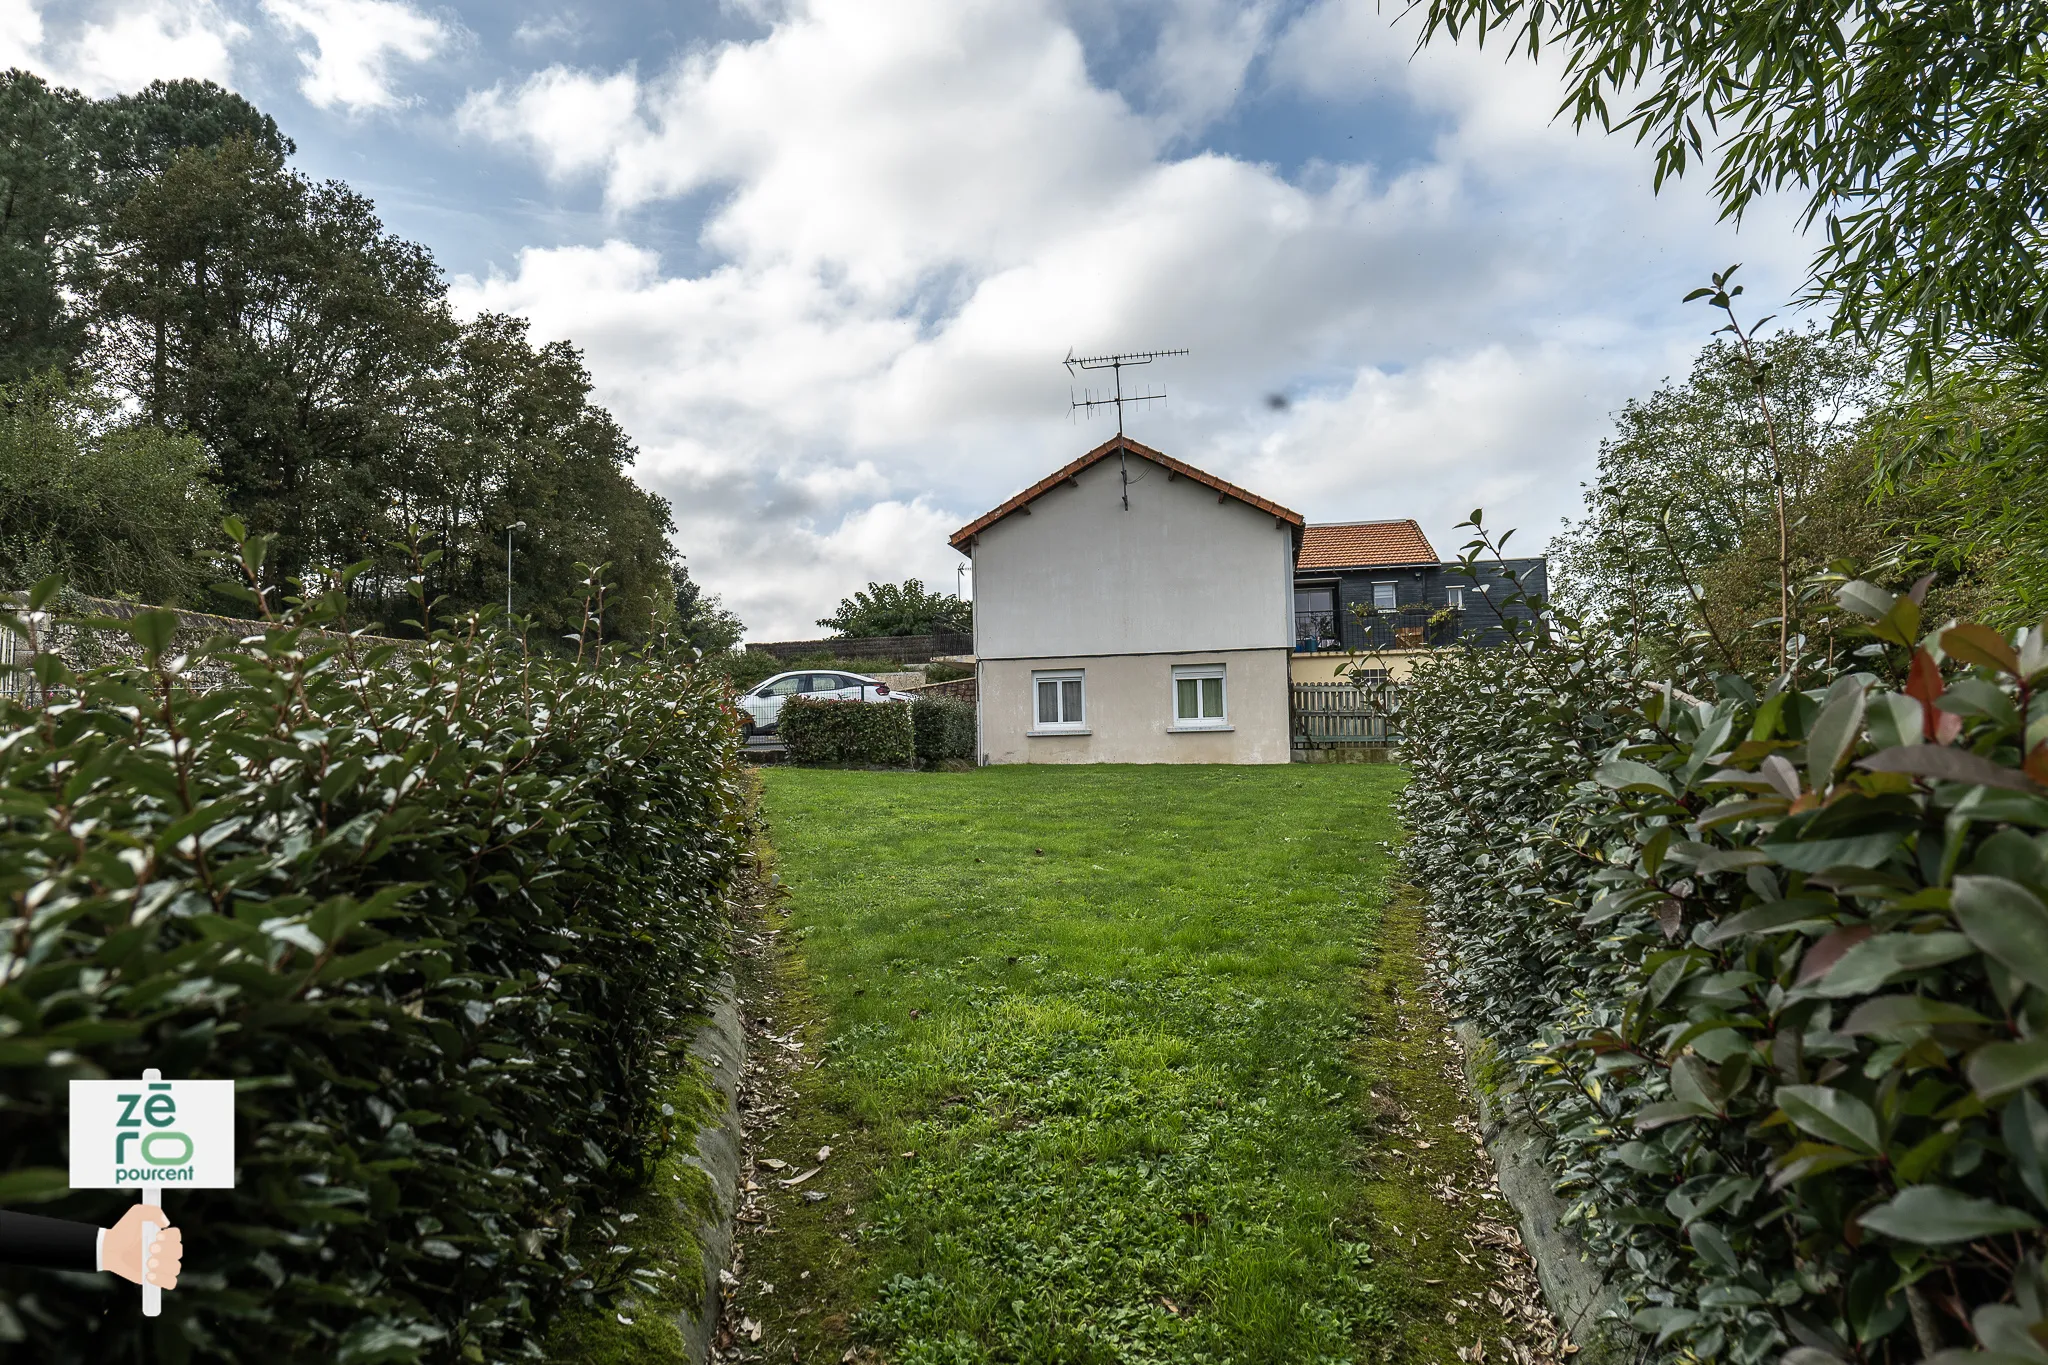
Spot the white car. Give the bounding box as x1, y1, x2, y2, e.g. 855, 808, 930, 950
736, 669, 909, 736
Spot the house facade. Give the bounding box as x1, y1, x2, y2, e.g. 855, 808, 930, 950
951, 436, 1302, 764
1290, 519, 1548, 683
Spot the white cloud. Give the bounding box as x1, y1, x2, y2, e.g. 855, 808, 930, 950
458, 66, 643, 180
261, 0, 446, 112
510, 12, 583, 49
0, 0, 45, 72
1135, 0, 1284, 135
5, 0, 245, 97
452, 0, 1815, 639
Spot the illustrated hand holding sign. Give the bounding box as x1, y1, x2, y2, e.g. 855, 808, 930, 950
69, 1069, 233, 1316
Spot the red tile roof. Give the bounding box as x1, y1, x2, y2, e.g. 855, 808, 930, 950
948, 436, 1303, 550
1296, 520, 1439, 570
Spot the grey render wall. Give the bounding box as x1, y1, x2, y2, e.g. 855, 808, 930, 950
968, 453, 1296, 660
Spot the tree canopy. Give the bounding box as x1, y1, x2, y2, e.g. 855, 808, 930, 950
1418, 0, 2048, 377
0, 370, 223, 602
818, 580, 971, 638
0, 69, 731, 647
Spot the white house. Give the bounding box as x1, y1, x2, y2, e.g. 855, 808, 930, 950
949, 436, 1304, 764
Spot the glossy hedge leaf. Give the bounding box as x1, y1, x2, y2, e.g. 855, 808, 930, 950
0, 595, 746, 1363
1860, 745, 2045, 793
2002, 1092, 2048, 1210
1965, 1303, 2048, 1361
1836, 581, 1897, 624
1597, 758, 1677, 795
1839, 995, 1993, 1037
1702, 897, 1835, 943
1763, 831, 1907, 872
1806, 685, 1867, 792
1968, 1038, 2048, 1101
1953, 876, 2048, 991
1777, 1085, 1882, 1154
1808, 932, 1976, 996
1943, 624, 2023, 676
1397, 604, 2048, 1365
1858, 1186, 2040, 1244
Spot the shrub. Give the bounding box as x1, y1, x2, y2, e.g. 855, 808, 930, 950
0, 567, 747, 1364
922, 660, 973, 684
911, 696, 976, 763
1401, 572, 2048, 1364
780, 697, 914, 767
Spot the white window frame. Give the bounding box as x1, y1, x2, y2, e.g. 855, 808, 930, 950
1371, 581, 1398, 611
1445, 585, 1465, 611
1169, 663, 1229, 731
1031, 669, 1087, 733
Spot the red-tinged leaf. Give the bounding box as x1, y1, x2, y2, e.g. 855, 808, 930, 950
1858, 745, 2042, 793
1942, 623, 2021, 676
1797, 925, 1872, 983
1936, 709, 1964, 745
2026, 742, 2048, 786
1905, 649, 1945, 734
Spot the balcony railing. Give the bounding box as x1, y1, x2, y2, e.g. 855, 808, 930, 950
1295, 606, 1466, 653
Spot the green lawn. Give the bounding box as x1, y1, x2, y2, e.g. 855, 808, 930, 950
738, 763, 1510, 1365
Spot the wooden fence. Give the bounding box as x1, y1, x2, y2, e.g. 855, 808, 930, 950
1290, 682, 1394, 750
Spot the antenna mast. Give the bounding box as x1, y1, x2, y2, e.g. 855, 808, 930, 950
1065, 347, 1187, 510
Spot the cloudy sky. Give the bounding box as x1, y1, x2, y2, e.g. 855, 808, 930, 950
10, 0, 1815, 638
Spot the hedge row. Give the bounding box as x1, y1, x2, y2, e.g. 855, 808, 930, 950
0, 566, 746, 1363
911, 696, 975, 764
1401, 578, 2048, 1364
779, 697, 915, 767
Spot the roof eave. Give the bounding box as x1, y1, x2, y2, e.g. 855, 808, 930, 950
947, 435, 1303, 549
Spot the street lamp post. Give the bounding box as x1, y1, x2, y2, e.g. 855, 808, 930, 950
505, 521, 527, 615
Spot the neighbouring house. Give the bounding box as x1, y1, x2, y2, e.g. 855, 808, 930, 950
1289, 519, 1547, 683
949, 435, 1303, 764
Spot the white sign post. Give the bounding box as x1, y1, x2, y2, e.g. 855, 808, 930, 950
70, 1069, 235, 1316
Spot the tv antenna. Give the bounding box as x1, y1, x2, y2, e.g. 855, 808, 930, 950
1066, 347, 1186, 436
1066, 347, 1187, 510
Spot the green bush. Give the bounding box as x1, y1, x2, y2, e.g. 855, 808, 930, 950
780, 697, 914, 767
922, 660, 973, 684
0, 566, 746, 1363
1401, 568, 2048, 1363
911, 696, 976, 763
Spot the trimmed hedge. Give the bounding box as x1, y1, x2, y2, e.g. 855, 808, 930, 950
0, 570, 746, 1363
779, 696, 914, 767
911, 695, 975, 764
1401, 577, 2048, 1363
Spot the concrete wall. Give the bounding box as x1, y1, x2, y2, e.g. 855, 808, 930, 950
1289, 650, 1429, 684
969, 454, 1294, 660
980, 648, 1291, 765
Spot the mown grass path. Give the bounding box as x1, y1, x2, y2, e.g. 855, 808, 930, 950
737, 764, 1517, 1365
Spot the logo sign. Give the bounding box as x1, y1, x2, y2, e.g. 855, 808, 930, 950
68, 1079, 235, 1189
